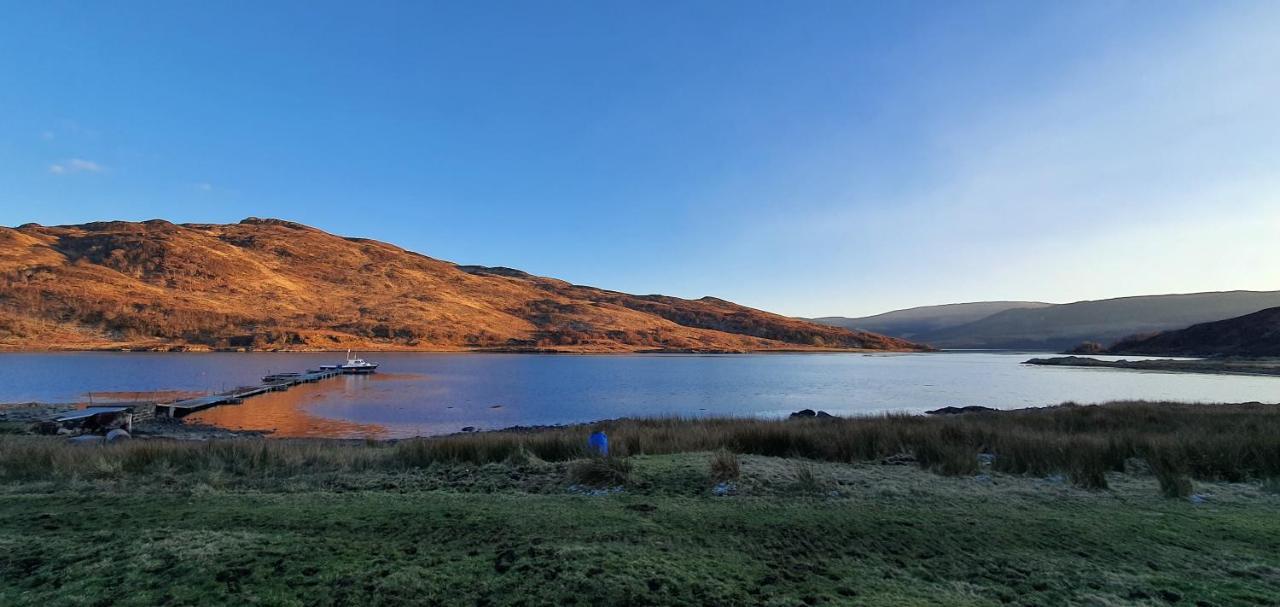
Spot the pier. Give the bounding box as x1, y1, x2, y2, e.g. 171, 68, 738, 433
155, 368, 344, 418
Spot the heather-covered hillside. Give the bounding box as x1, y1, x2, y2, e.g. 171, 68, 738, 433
0, 219, 923, 353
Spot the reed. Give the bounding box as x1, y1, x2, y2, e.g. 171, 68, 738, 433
3, 401, 1279, 495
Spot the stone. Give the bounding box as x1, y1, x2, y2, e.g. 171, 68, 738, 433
106, 428, 131, 442
925, 406, 999, 415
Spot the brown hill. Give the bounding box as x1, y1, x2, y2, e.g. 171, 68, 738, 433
1107, 306, 1280, 357
0, 218, 924, 353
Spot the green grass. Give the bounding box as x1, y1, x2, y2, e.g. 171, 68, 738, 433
2, 401, 1280, 605
1, 453, 1278, 606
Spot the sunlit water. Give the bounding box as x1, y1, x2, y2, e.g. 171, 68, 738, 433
1, 352, 1276, 438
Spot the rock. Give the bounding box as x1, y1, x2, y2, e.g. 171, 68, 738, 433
789, 409, 817, 418
816, 410, 834, 418
925, 406, 999, 415
1042, 473, 1067, 485
976, 453, 996, 467
711, 482, 737, 496
460, 426, 476, 432
1189, 494, 1210, 504
106, 428, 131, 442
880, 453, 917, 466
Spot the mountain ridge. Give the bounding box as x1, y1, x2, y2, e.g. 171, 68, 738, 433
812, 301, 1052, 340
814, 290, 1280, 350
1106, 306, 1280, 357
0, 218, 925, 353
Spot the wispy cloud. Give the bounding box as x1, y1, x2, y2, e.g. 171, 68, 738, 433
195, 182, 213, 191
40, 131, 55, 141
48, 158, 106, 174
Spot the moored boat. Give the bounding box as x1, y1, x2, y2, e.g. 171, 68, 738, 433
321, 350, 379, 374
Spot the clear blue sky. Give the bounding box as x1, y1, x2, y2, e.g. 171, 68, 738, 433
2, 1, 1277, 317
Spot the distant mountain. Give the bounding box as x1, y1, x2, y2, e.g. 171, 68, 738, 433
811, 301, 1051, 340
0, 219, 924, 353
1107, 306, 1280, 357
814, 291, 1280, 351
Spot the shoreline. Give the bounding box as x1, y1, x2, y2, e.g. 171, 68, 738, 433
7, 399, 1280, 443
1025, 355, 1280, 377
0, 345, 932, 354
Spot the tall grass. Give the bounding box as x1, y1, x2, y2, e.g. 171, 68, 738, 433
2, 401, 1279, 492
709, 448, 741, 482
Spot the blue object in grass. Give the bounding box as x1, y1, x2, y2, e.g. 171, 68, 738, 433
588, 431, 608, 456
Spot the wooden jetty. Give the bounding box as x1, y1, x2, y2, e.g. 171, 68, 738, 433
155, 368, 344, 418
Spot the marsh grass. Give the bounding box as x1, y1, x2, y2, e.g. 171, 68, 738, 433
709, 448, 740, 482
3, 401, 1279, 495
790, 463, 829, 494
1149, 448, 1195, 498
567, 456, 632, 487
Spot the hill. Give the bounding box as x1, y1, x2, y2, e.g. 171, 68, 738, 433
814, 291, 1280, 350
811, 301, 1051, 340
0, 219, 923, 353
1107, 306, 1280, 357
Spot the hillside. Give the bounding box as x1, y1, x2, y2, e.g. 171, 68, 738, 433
0, 219, 923, 353
819, 291, 1280, 350
1107, 306, 1280, 357
812, 301, 1051, 340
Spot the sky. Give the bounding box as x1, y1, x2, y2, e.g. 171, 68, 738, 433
1, 1, 1278, 317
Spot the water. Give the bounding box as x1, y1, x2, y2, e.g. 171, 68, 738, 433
1, 352, 1276, 438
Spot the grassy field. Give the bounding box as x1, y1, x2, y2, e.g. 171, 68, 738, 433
2, 402, 1280, 605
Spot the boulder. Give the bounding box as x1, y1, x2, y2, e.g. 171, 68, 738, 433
925, 406, 999, 415
106, 428, 131, 442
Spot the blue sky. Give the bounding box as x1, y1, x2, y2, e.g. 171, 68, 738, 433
2, 1, 1277, 317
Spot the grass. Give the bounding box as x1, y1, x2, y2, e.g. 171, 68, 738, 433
709, 448, 740, 483
4, 400, 1279, 492
1, 401, 1278, 604
1, 452, 1278, 606
567, 456, 633, 487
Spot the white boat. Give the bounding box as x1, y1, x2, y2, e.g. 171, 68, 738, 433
321, 350, 379, 374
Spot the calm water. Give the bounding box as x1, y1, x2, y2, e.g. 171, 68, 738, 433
1, 352, 1276, 438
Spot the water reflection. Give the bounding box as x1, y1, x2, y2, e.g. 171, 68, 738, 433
2, 352, 1279, 439
188, 378, 389, 438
